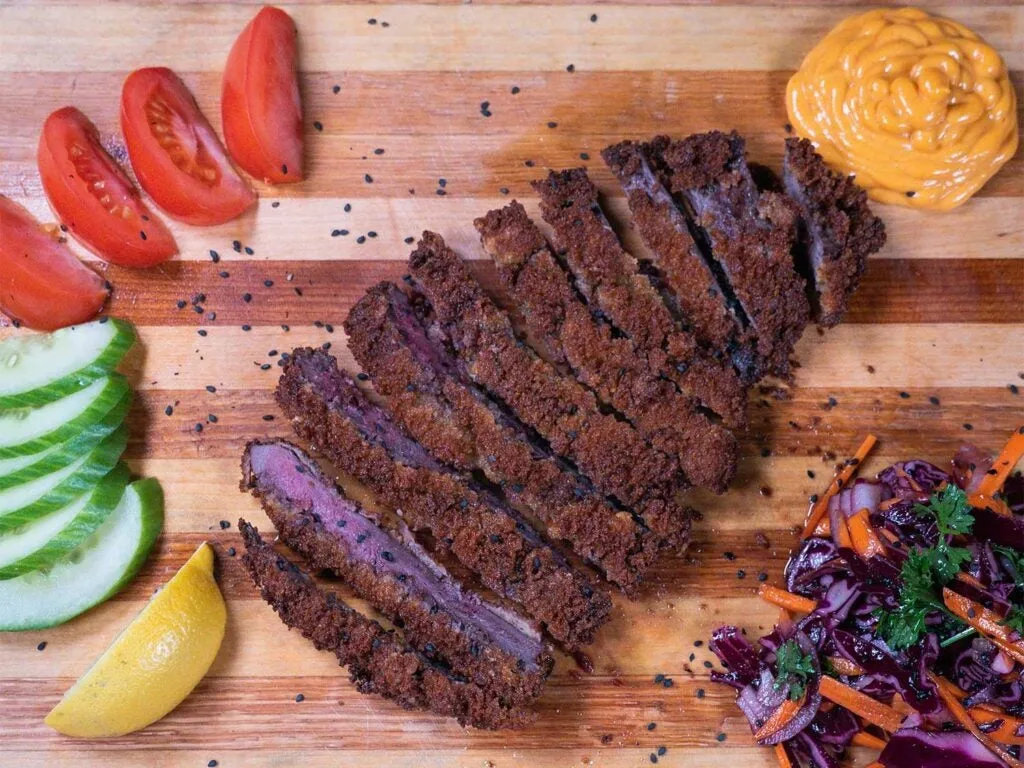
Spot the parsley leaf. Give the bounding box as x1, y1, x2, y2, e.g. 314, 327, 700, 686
913, 484, 974, 537
1001, 606, 1024, 636
930, 544, 973, 583
874, 549, 949, 650
773, 640, 816, 701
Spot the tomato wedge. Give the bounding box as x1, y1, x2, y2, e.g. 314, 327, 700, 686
38, 107, 177, 268
222, 6, 303, 184
0, 196, 109, 330
121, 67, 256, 225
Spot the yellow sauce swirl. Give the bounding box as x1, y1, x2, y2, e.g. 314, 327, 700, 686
786, 7, 1018, 211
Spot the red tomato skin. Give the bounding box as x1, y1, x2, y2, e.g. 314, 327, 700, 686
121, 67, 256, 226
38, 107, 178, 268
0, 196, 109, 331
222, 6, 303, 184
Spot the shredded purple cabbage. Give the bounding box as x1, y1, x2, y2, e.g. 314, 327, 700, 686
711, 443, 1024, 768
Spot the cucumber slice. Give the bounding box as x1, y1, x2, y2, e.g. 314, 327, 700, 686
0, 318, 135, 409
0, 464, 130, 580
0, 375, 130, 460
0, 478, 162, 631
0, 425, 128, 533
0, 389, 130, 492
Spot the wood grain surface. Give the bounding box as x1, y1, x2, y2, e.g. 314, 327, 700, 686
1, 2, 1022, 767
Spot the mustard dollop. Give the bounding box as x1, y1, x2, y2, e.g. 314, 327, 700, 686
786, 7, 1018, 211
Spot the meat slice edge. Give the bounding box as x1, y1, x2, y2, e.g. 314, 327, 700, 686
530, 167, 748, 427
276, 347, 612, 649
476, 200, 738, 494
241, 437, 554, 703
344, 282, 660, 594
782, 137, 886, 328
601, 139, 759, 382
659, 130, 810, 378
405, 231, 694, 552
238, 519, 537, 729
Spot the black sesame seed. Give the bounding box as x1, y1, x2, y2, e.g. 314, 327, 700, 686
367, 231, 377, 238
195, 423, 204, 433
547, 121, 558, 129
374, 148, 385, 155
232, 240, 242, 252
580, 152, 590, 160
271, 201, 280, 208
357, 372, 370, 381
658, 747, 666, 757
37, 641, 47, 651
663, 678, 673, 688
281, 164, 288, 175
524, 159, 534, 167
244, 246, 254, 255
649, 755, 657, 764
165, 405, 174, 417
139, 230, 147, 240
263, 414, 275, 421
219, 271, 230, 278
264, 279, 274, 288
906, 190, 916, 198
929, 396, 940, 405
647, 722, 656, 731
382, 551, 395, 562
209, 761, 218, 768
566, 64, 575, 72
1010, 384, 1019, 395
313, 121, 323, 131
198, 329, 208, 337
332, 85, 341, 94
242, 324, 251, 332
207, 385, 217, 393
590, 13, 598, 21
511, 86, 520, 94
899, 391, 910, 399
703, 660, 714, 668
243, 293, 252, 303
500, 187, 510, 195
723, 551, 736, 561
209, 250, 220, 262
357, 235, 366, 244
404, 236, 415, 244
715, 732, 726, 742
176, 300, 187, 309
227, 547, 236, 557
208, 414, 218, 423
344, 203, 352, 212
368, 17, 377, 24
963, 422, 974, 431
295, 693, 305, 702
696, 688, 705, 698
219, 520, 230, 530
654, 674, 665, 683
364, 173, 373, 184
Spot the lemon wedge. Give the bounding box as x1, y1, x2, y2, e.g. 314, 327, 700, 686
45, 542, 226, 737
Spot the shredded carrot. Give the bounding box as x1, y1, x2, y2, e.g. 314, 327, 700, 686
942, 587, 1024, 666
758, 584, 818, 614
864, 763, 885, 768
970, 707, 1024, 747
812, 515, 831, 537
802, 435, 877, 539
755, 692, 807, 742
847, 509, 887, 559
819, 675, 904, 733
852, 731, 888, 750
826, 656, 865, 676
773, 743, 794, 768
974, 428, 1024, 499
834, 512, 854, 550
956, 571, 986, 590
931, 673, 1024, 768
890, 694, 915, 717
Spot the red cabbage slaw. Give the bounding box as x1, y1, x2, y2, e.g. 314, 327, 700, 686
711, 429, 1024, 768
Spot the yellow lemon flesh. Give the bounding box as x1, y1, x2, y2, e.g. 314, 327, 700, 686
45, 542, 226, 737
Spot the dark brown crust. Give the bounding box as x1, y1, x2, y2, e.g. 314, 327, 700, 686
276, 348, 612, 649
782, 137, 886, 328
476, 201, 738, 493
406, 232, 694, 551
660, 131, 810, 378
238, 520, 537, 729
601, 140, 759, 381
344, 282, 660, 594
530, 168, 748, 427
240, 439, 553, 703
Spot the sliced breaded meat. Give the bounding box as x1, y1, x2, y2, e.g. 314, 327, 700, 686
276, 347, 612, 649
406, 231, 694, 551
476, 201, 738, 493
238, 520, 538, 729
242, 438, 554, 705
344, 282, 660, 594
601, 139, 759, 382
782, 137, 886, 328
531, 168, 748, 427
660, 131, 810, 378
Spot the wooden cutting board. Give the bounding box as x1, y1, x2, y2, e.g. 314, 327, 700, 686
1, 2, 1021, 766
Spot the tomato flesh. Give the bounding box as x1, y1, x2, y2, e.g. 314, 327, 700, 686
121, 67, 256, 225
0, 196, 110, 330
222, 6, 303, 184
38, 106, 177, 268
